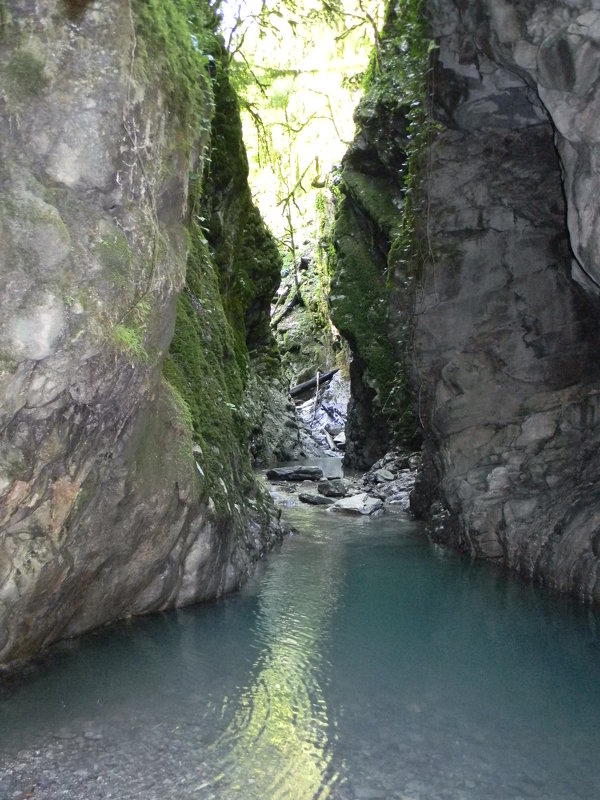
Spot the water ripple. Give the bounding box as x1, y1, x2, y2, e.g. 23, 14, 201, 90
207, 525, 345, 799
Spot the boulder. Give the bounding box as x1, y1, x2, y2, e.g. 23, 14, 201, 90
333, 431, 346, 449
329, 492, 383, 516
266, 466, 324, 482
317, 478, 347, 498
373, 468, 395, 483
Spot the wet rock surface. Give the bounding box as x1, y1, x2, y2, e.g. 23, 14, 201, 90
295, 371, 351, 456
317, 478, 348, 498
298, 492, 334, 506
330, 0, 600, 598
272, 242, 343, 389
266, 449, 418, 517
329, 492, 384, 517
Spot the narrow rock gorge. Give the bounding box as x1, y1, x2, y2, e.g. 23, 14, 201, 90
0, 0, 285, 668
2, 0, 600, 670
335, 0, 600, 600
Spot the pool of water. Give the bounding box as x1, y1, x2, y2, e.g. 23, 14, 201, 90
1, 499, 600, 799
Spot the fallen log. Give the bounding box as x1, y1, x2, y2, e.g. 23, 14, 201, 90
289, 368, 339, 398
271, 288, 302, 328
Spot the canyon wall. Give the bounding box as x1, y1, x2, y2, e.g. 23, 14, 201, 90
335, 0, 600, 600
0, 0, 282, 667
411, 0, 600, 600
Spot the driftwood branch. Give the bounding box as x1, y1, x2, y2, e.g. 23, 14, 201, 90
289, 368, 339, 398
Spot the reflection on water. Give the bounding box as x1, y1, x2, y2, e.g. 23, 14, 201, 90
207, 534, 344, 799
1, 500, 600, 799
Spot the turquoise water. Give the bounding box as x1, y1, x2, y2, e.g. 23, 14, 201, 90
1, 500, 600, 799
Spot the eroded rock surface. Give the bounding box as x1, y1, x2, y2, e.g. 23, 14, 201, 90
0, 1, 281, 667
409, 0, 600, 598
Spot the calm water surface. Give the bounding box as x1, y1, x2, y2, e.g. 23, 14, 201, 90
1, 495, 600, 799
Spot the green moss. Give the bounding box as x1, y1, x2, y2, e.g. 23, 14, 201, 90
145, 16, 284, 514
331, 196, 397, 412
112, 323, 147, 361
0, 355, 17, 377
164, 35, 283, 516
162, 378, 194, 463
163, 228, 249, 516
110, 296, 150, 361
329, 0, 435, 450
200, 47, 281, 358
164, 378, 193, 430
0, 1, 11, 40
377, 0, 438, 280
5, 51, 47, 96
341, 169, 401, 237
132, 0, 217, 139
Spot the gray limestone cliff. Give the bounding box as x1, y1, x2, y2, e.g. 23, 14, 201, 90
0, 0, 283, 668
338, 0, 600, 600
412, 0, 600, 601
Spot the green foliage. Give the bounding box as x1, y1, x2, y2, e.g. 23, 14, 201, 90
220, 0, 382, 245
133, 0, 217, 137
5, 51, 47, 96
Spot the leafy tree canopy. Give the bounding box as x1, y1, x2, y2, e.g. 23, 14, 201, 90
213, 0, 383, 251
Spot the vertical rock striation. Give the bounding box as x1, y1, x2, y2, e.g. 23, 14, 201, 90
410, 0, 600, 599
0, 1, 282, 667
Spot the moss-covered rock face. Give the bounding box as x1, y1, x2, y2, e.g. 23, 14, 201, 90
0, 0, 282, 669
330, 1, 427, 469
164, 35, 292, 481
199, 48, 282, 359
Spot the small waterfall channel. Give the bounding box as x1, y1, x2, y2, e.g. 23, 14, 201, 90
2, 466, 600, 799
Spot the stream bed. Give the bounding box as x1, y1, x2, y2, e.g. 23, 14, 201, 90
1, 498, 600, 799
